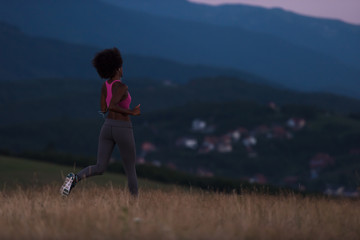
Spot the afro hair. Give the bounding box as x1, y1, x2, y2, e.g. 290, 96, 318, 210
92, 47, 123, 79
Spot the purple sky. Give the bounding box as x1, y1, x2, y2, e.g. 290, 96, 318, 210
189, 0, 360, 25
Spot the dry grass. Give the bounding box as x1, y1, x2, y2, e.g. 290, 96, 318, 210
0, 185, 359, 240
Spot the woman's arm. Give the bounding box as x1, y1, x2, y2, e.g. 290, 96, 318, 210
108, 83, 141, 116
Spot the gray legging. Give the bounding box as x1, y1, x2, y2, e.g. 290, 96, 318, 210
77, 118, 138, 196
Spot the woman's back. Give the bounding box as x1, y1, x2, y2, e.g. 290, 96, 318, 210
105, 80, 131, 110
102, 79, 133, 122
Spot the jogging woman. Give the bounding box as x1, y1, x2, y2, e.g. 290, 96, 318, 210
60, 47, 140, 197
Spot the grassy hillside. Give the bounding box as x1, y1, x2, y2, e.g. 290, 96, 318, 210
0, 155, 170, 190
1, 154, 299, 196
1, 186, 359, 239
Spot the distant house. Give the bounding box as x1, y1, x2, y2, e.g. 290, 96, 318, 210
176, 137, 198, 149
242, 136, 257, 147
198, 136, 218, 154
242, 135, 257, 155
198, 134, 234, 153
192, 118, 216, 133
230, 130, 241, 142
287, 118, 306, 130
192, 119, 207, 131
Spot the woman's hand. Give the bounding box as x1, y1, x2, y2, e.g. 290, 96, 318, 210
98, 110, 107, 118
131, 104, 141, 116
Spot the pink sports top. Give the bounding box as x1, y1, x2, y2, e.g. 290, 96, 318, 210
105, 80, 131, 109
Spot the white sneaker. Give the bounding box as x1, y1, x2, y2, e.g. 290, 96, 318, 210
60, 172, 75, 196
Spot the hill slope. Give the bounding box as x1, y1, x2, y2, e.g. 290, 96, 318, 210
0, 22, 96, 80
0, 0, 359, 98
1, 98, 360, 192
126, 101, 360, 191
0, 155, 169, 189
1, 77, 360, 126
103, 0, 360, 69
0, 21, 272, 85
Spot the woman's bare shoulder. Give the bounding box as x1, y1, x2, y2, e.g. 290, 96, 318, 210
113, 81, 128, 90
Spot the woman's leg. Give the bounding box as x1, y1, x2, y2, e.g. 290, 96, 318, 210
113, 126, 138, 196
77, 124, 115, 181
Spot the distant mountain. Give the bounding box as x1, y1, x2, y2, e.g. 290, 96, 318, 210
0, 0, 359, 98
0, 21, 272, 85
103, 0, 360, 69
0, 22, 96, 80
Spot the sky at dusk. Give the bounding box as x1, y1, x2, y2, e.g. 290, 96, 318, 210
189, 0, 360, 25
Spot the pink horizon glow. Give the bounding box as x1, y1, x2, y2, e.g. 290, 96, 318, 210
188, 0, 360, 25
